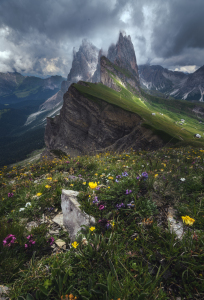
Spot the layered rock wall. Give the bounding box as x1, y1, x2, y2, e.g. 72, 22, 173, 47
45, 82, 164, 156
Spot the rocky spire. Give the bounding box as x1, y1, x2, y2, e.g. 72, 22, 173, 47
107, 31, 139, 85
67, 39, 99, 85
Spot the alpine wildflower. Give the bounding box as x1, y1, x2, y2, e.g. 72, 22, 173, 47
3, 234, 16, 247
89, 227, 95, 231
89, 182, 98, 189
72, 241, 79, 248
181, 215, 195, 226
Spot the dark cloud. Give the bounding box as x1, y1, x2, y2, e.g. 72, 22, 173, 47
0, 0, 203, 76
151, 0, 204, 59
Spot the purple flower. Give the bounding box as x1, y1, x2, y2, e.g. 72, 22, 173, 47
106, 222, 111, 229
3, 234, 16, 247
96, 187, 100, 190
125, 189, 132, 195
142, 172, 148, 179
115, 179, 119, 183
66, 161, 70, 164
93, 196, 99, 204
116, 203, 125, 209
116, 175, 121, 179
127, 201, 135, 208
47, 237, 55, 246
78, 174, 82, 177
136, 176, 141, 180
122, 172, 128, 177
8, 192, 14, 198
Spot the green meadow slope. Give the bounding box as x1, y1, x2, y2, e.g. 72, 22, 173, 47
73, 79, 204, 148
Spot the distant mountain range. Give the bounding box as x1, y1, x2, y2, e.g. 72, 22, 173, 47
138, 64, 204, 101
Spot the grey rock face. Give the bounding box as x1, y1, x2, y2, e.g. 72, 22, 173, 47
44, 81, 165, 156
67, 39, 99, 85
61, 189, 95, 241
138, 64, 187, 94
139, 64, 204, 102
175, 65, 204, 101
107, 31, 140, 87
100, 56, 140, 94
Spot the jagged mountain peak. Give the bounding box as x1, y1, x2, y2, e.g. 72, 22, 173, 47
107, 31, 139, 85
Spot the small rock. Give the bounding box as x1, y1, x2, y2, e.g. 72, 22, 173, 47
0, 285, 10, 299
53, 213, 63, 227
19, 218, 29, 225
26, 221, 38, 232
49, 230, 60, 235
55, 239, 66, 248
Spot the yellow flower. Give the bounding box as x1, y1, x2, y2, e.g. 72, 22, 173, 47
89, 182, 97, 189
70, 184, 74, 187
111, 221, 115, 227
154, 174, 158, 178
72, 241, 79, 248
45, 185, 51, 188
36, 193, 42, 197
89, 226, 95, 231
94, 173, 98, 176
181, 215, 195, 226
108, 186, 110, 189
160, 169, 164, 171
82, 182, 86, 185
108, 176, 114, 180
47, 177, 52, 180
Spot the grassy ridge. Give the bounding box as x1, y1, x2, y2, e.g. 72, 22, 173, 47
74, 81, 204, 146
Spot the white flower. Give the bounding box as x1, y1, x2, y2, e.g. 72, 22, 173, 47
180, 178, 186, 182
25, 202, 32, 208
151, 113, 156, 116
19, 208, 25, 212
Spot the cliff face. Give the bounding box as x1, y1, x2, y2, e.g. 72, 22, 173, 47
44, 82, 165, 156
107, 32, 140, 87
100, 56, 140, 94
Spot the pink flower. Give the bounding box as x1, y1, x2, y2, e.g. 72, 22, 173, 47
99, 205, 105, 210
47, 237, 54, 245
3, 234, 16, 247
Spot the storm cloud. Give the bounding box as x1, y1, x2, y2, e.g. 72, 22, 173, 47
0, 0, 203, 76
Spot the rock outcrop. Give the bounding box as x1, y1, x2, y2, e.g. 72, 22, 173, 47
107, 31, 140, 88
100, 56, 140, 94
44, 81, 165, 156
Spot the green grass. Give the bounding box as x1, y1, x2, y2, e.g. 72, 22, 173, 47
0, 145, 204, 299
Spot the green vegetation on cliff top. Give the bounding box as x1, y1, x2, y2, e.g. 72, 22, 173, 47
73, 80, 204, 147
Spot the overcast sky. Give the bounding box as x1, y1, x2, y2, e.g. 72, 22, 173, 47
0, 0, 203, 77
